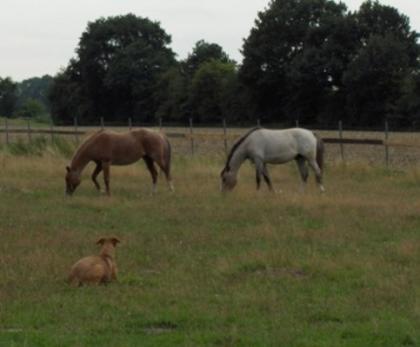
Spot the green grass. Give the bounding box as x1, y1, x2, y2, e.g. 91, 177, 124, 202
4, 136, 74, 157
0, 146, 419, 346
0, 116, 51, 128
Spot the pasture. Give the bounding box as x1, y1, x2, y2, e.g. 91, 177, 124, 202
0, 136, 420, 346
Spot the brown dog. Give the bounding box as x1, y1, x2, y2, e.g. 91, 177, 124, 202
68, 237, 120, 286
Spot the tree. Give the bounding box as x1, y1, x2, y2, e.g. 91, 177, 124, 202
356, 0, 419, 63
182, 40, 235, 78
395, 73, 420, 127
155, 40, 238, 123
240, 0, 348, 124
343, 34, 412, 126
17, 75, 53, 111
240, 0, 420, 127
154, 66, 189, 122
188, 60, 238, 123
0, 77, 18, 118
343, 0, 420, 126
16, 98, 47, 121
49, 61, 85, 125
50, 14, 176, 124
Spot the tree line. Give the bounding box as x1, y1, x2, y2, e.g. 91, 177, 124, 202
0, 75, 52, 122
1, 0, 420, 128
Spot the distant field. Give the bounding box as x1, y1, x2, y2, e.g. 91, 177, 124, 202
0, 141, 419, 346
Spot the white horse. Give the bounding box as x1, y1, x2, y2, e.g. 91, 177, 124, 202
220, 127, 325, 192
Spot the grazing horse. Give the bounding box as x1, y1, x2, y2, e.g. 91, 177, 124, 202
65, 129, 173, 196
220, 127, 325, 193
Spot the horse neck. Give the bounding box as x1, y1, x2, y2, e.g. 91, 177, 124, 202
227, 144, 248, 175
70, 147, 91, 173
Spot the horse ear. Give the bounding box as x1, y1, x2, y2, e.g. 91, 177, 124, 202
96, 238, 106, 245
66, 166, 71, 173
110, 237, 120, 246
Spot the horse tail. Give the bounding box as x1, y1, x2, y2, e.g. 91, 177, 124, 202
315, 133, 324, 173
163, 134, 172, 176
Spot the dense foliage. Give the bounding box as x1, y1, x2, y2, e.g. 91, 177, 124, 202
240, 0, 420, 126
1, 1, 420, 128
0, 76, 52, 121
49, 14, 176, 124
0, 77, 18, 118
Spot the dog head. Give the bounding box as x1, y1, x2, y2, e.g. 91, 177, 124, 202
96, 237, 120, 247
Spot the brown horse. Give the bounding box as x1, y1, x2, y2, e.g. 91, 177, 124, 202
65, 129, 173, 196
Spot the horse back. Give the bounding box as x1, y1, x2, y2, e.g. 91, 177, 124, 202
74, 129, 168, 165
248, 128, 317, 161
76, 130, 142, 164
133, 129, 163, 151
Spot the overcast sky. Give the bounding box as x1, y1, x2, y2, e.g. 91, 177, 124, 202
1, 0, 420, 81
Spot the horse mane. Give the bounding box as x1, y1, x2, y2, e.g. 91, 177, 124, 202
71, 129, 105, 166
223, 126, 262, 172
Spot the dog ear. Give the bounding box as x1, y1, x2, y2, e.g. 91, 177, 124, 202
110, 237, 120, 246
96, 238, 106, 245
66, 166, 71, 173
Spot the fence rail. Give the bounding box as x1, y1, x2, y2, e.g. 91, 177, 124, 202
2, 128, 414, 145
322, 138, 384, 146
2, 118, 420, 167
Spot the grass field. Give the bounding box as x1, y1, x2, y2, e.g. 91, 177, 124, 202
0, 140, 420, 346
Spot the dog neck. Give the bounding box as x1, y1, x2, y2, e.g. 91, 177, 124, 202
99, 243, 115, 259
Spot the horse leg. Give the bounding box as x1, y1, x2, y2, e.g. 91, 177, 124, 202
295, 156, 309, 193
143, 156, 158, 194
255, 159, 273, 192
262, 164, 274, 192
154, 157, 174, 192
308, 158, 325, 193
91, 161, 102, 192
165, 171, 174, 192
255, 168, 262, 190
102, 161, 111, 196
162, 167, 174, 192
253, 158, 264, 190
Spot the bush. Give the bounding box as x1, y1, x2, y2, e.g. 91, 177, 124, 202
5, 136, 75, 157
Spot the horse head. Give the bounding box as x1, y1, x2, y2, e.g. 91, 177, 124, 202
220, 168, 237, 192
65, 166, 81, 196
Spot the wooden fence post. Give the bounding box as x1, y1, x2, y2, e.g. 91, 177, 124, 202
223, 118, 228, 155
189, 118, 194, 156
128, 118, 132, 131
339, 120, 344, 163
50, 120, 54, 143
27, 118, 32, 143
385, 120, 389, 168
74, 117, 79, 142
5, 117, 9, 145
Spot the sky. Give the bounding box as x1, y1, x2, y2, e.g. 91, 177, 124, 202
1, 0, 420, 81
